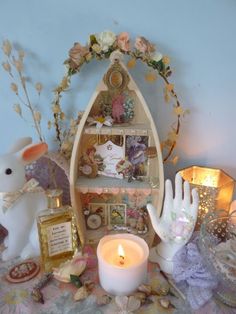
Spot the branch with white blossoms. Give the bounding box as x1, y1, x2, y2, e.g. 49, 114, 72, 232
52, 31, 189, 163
1, 40, 44, 142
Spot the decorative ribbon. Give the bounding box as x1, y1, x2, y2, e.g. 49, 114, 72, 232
1, 178, 44, 213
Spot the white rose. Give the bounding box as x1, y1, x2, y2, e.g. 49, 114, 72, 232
96, 31, 116, 52
151, 51, 163, 62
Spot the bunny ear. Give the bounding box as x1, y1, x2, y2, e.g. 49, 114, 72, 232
8, 137, 33, 153
20, 142, 48, 165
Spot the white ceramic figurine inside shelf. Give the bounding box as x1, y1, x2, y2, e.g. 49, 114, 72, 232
147, 172, 199, 274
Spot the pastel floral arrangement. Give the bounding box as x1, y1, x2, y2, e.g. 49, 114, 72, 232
52, 31, 188, 163
1, 31, 188, 163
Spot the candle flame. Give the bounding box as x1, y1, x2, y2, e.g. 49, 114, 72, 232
118, 244, 125, 265
118, 244, 125, 258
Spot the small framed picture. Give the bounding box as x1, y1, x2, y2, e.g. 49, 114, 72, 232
89, 203, 108, 225
108, 204, 127, 226
125, 135, 149, 177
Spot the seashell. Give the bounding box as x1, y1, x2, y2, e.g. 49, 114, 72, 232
158, 285, 170, 296
138, 284, 152, 296
74, 286, 88, 301
115, 295, 141, 313
150, 278, 169, 296
83, 280, 95, 292
132, 291, 147, 304
53, 258, 86, 283
96, 294, 112, 306
159, 298, 170, 309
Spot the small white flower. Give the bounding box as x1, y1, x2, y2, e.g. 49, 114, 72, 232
96, 31, 116, 52
151, 51, 163, 62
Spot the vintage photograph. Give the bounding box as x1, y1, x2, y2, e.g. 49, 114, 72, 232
108, 203, 127, 226
125, 135, 149, 177
89, 203, 108, 225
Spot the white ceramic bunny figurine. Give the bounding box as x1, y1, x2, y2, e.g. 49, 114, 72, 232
147, 172, 199, 274
0, 137, 48, 261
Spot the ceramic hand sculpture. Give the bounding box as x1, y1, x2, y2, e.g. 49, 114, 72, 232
0, 137, 48, 261
147, 172, 199, 274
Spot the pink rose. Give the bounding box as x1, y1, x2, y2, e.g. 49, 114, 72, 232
117, 32, 130, 52
69, 42, 89, 66
135, 36, 155, 54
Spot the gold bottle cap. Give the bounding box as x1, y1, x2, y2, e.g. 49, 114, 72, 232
46, 189, 63, 209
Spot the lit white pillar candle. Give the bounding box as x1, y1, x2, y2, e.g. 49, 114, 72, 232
97, 234, 149, 296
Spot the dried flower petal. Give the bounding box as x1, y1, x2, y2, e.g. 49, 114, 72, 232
2, 62, 11, 73
168, 130, 178, 142
70, 126, 77, 136
60, 77, 69, 90
166, 83, 174, 92
14, 59, 23, 72
11, 83, 18, 94
85, 52, 92, 62
92, 43, 102, 54
18, 50, 25, 59
164, 87, 170, 103
74, 286, 88, 301
138, 284, 152, 296
35, 82, 43, 93
60, 112, 66, 120
145, 72, 157, 83
13, 104, 22, 116
21, 76, 26, 87
70, 119, 77, 127
96, 294, 112, 306
171, 156, 179, 165
2, 40, 12, 56
127, 58, 136, 69
173, 105, 184, 116
34, 111, 41, 122
52, 104, 60, 113
162, 55, 170, 64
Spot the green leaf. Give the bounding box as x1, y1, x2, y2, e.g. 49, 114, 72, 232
89, 35, 97, 46
70, 274, 82, 288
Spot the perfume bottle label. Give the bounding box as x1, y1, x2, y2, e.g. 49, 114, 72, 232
46, 222, 73, 256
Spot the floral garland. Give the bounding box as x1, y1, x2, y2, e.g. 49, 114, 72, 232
51, 31, 189, 163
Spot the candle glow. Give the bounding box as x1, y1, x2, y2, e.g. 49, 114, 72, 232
180, 166, 235, 229
97, 234, 149, 296
118, 244, 125, 265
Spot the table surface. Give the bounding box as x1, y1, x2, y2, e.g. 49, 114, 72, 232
0, 244, 236, 314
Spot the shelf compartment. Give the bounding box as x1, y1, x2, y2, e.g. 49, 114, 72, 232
76, 176, 159, 195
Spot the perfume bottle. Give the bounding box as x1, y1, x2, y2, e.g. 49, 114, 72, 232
37, 189, 79, 272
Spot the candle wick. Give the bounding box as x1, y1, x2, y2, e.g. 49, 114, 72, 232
119, 255, 124, 265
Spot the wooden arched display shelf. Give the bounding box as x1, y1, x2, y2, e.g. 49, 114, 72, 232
70, 52, 164, 248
